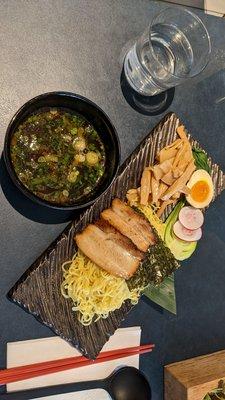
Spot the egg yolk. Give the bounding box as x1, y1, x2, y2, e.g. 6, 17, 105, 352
190, 180, 210, 203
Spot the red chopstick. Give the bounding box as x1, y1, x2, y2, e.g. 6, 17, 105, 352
2, 348, 153, 384
0, 344, 154, 377
0, 344, 154, 385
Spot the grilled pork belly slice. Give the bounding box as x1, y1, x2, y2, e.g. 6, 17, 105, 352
112, 199, 156, 244
101, 199, 156, 252
95, 219, 144, 260
101, 208, 148, 252
75, 224, 142, 279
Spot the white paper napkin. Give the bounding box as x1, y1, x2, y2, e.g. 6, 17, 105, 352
7, 327, 141, 393
163, 0, 225, 17
33, 389, 110, 400
205, 0, 225, 16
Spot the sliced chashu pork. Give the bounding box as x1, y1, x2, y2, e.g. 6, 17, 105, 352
101, 198, 156, 252
95, 220, 144, 260
75, 222, 143, 279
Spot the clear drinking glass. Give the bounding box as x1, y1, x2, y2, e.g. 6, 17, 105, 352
124, 7, 211, 96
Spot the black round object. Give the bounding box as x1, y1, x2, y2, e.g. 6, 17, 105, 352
108, 367, 151, 400
120, 66, 175, 116
3, 92, 120, 210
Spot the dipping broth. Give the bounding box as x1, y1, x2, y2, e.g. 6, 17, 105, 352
10, 109, 106, 205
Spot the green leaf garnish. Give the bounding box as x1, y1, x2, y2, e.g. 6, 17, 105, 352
192, 148, 211, 174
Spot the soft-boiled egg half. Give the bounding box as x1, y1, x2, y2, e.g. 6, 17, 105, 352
186, 169, 214, 208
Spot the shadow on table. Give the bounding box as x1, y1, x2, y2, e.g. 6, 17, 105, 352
120, 67, 175, 116
142, 295, 164, 315
0, 155, 77, 224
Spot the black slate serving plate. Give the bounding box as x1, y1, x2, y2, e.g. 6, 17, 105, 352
8, 113, 225, 359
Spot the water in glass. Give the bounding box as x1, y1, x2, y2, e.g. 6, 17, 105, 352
124, 23, 194, 96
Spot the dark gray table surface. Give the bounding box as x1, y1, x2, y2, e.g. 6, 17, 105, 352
0, 1, 225, 399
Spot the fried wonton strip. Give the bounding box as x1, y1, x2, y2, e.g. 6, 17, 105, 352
172, 192, 181, 199
164, 138, 183, 150
179, 186, 191, 195
162, 161, 196, 201
161, 171, 175, 186
158, 147, 177, 163
172, 143, 187, 169
159, 158, 174, 174
140, 168, 151, 206
157, 199, 176, 217
153, 164, 163, 181
151, 175, 159, 204
176, 158, 190, 173
172, 168, 182, 179
177, 126, 193, 158
158, 182, 168, 199
177, 125, 189, 142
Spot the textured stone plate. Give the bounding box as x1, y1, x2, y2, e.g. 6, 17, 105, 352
8, 113, 225, 359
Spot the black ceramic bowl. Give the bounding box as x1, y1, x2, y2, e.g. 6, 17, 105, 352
4, 92, 120, 210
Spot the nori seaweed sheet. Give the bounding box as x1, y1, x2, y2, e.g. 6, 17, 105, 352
128, 210, 180, 290
128, 232, 180, 289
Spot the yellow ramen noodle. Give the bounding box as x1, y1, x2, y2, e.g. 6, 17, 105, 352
136, 204, 165, 239
61, 251, 142, 326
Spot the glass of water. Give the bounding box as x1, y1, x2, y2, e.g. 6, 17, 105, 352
124, 7, 211, 96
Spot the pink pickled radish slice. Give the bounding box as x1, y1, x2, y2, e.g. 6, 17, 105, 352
173, 221, 202, 242
179, 206, 204, 230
